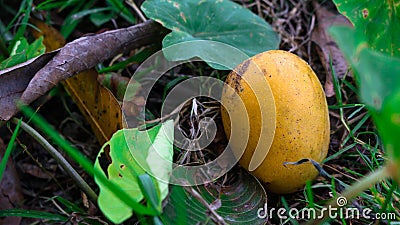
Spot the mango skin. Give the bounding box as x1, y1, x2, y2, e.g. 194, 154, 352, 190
221, 50, 330, 194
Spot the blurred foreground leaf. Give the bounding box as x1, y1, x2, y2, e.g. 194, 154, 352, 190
330, 26, 400, 180
333, 0, 400, 56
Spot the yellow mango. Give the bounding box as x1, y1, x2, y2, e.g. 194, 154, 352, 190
221, 50, 330, 194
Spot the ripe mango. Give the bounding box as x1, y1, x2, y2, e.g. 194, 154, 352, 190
221, 50, 330, 194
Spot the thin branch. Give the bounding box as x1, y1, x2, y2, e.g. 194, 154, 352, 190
183, 185, 227, 225
11, 118, 98, 203
125, 0, 147, 22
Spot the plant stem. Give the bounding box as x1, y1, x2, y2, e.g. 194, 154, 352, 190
11, 118, 98, 203
305, 165, 390, 225
125, 0, 147, 22
183, 185, 227, 225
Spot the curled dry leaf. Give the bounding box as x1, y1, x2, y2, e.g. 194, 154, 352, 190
20, 20, 167, 106
0, 20, 167, 122
0, 51, 58, 121
0, 138, 24, 225
311, 2, 352, 97
30, 19, 134, 144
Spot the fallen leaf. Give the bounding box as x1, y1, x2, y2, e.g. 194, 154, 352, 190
0, 20, 167, 122
311, 2, 352, 97
0, 138, 24, 225
98, 73, 131, 101
30, 18, 66, 52
20, 163, 56, 179
64, 71, 125, 144
0, 51, 58, 121
98, 73, 145, 123
21, 20, 168, 106
30, 19, 128, 145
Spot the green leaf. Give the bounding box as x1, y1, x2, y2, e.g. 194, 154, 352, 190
162, 169, 268, 224
94, 120, 174, 223
26, 36, 46, 59
332, 0, 400, 56
0, 37, 45, 69
60, 1, 90, 38
330, 26, 400, 179
90, 10, 116, 27
106, 0, 136, 24
141, 0, 280, 69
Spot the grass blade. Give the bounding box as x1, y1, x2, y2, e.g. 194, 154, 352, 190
0, 118, 21, 181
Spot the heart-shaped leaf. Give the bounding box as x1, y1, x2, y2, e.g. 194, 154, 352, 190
94, 120, 174, 223
141, 0, 280, 69
333, 0, 400, 57
162, 168, 267, 224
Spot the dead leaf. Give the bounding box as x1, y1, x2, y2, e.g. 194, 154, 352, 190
21, 20, 167, 106
20, 163, 56, 179
311, 1, 352, 97
0, 51, 58, 121
98, 73, 131, 100
98, 73, 145, 121
0, 20, 167, 122
64, 71, 125, 144
0, 138, 24, 225
30, 18, 66, 52
30, 19, 129, 145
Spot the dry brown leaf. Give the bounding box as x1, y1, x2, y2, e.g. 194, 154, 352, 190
30, 18, 66, 52
30, 19, 127, 144
0, 20, 167, 122
311, 1, 352, 97
63, 71, 125, 144
0, 51, 58, 121
98, 73, 131, 100
0, 138, 24, 225
21, 20, 167, 106
20, 163, 56, 179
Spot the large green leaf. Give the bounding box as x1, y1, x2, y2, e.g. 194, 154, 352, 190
330, 26, 400, 180
141, 0, 280, 69
94, 120, 174, 223
162, 169, 268, 224
333, 0, 400, 56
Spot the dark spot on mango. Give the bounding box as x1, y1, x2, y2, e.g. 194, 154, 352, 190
362, 8, 369, 18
